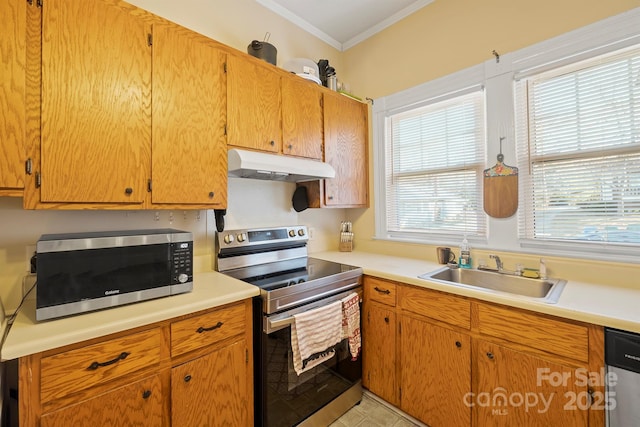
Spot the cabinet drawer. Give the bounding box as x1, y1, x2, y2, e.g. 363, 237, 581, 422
398, 285, 471, 329
40, 328, 161, 403
477, 303, 589, 362
364, 277, 397, 306
171, 302, 246, 357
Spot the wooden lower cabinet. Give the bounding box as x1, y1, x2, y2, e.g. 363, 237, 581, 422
40, 374, 163, 427
361, 276, 604, 427
363, 301, 397, 406
171, 339, 248, 426
19, 300, 253, 427
475, 340, 588, 427
400, 315, 471, 427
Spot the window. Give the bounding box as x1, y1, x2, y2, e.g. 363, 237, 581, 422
517, 46, 640, 246
382, 88, 486, 240
373, 8, 640, 260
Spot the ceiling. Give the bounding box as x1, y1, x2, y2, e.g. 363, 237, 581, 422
255, 0, 434, 51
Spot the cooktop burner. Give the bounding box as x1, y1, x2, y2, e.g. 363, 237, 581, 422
216, 226, 363, 314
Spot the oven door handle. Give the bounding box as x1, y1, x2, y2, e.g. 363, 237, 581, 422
264, 287, 362, 334
267, 316, 295, 331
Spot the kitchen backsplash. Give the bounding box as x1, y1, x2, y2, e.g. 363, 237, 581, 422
0, 179, 346, 313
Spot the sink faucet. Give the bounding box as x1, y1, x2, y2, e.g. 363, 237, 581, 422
489, 254, 503, 271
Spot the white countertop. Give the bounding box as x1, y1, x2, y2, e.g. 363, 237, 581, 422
5, 250, 639, 360
1, 271, 259, 360
312, 250, 640, 334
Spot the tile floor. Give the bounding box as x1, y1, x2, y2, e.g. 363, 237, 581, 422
330, 392, 426, 427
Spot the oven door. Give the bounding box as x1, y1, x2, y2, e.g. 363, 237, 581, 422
254, 291, 362, 427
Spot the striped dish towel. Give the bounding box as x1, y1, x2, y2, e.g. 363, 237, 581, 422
291, 300, 343, 375
341, 292, 361, 360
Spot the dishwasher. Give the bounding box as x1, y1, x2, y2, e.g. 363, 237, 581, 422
605, 328, 640, 427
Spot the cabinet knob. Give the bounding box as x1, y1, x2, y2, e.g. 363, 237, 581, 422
208, 191, 215, 199
486, 352, 494, 360
125, 187, 133, 195
287, 144, 293, 150
184, 374, 192, 383
455, 341, 462, 348
142, 390, 152, 400
269, 140, 275, 146
384, 316, 389, 324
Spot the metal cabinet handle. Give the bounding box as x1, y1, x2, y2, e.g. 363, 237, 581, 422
384, 316, 390, 324
86, 351, 130, 371
208, 191, 215, 199
269, 140, 275, 146
184, 375, 192, 383
197, 321, 223, 333
142, 390, 152, 399
455, 341, 462, 348
486, 352, 494, 360
374, 287, 391, 295
124, 187, 133, 195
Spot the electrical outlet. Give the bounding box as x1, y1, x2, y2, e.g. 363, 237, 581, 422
308, 227, 315, 240
25, 244, 36, 273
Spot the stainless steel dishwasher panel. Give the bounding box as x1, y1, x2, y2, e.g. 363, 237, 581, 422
605, 328, 640, 427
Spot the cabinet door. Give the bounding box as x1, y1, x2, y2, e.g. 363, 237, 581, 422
400, 316, 471, 427
0, 0, 26, 194
363, 302, 397, 405
476, 340, 588, 427
151, 24, 227, 206
40, 0, 151, 203
40, 374, 163, 427
323, 92, 368, 207
281, 77, 323, 159
227, 55, 281, 153
172, 340, 249, 426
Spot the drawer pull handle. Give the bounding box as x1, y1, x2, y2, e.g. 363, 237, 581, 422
142, 390, 152, 400
486, 352, 494, 360
184, 375, 192, 383
86, 351, 130, 371
197, 321, 223, 333
374, 287, 391, 295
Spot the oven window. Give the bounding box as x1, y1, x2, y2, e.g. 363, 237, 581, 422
261, 326, 361, 427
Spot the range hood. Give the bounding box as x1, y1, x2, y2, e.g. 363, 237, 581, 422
227, 148, 335, 182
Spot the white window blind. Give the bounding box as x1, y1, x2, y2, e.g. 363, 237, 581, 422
385, 89, 486, 238
517, 45, 640, 245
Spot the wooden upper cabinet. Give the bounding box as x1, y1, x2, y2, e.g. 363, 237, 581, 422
0, 0, 26, 195
39, 0, 151, 204
281, 77, 323, 160
323, 92, 369, 207
151, 23, 227, 206
227, 54, 281, 153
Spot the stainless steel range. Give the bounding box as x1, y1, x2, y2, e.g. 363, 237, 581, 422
216, 225, 363, 427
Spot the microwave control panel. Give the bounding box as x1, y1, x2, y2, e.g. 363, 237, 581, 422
171, 241, 193, 284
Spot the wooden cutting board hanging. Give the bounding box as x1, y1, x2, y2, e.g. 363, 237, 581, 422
483, 137, 518, 218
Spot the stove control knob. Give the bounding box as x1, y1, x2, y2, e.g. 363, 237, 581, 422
178, 273, 189, 283
288, 230, 296, 238
223, 234, 234, 244
297, 229, 305, 237
237, 233, 246, 242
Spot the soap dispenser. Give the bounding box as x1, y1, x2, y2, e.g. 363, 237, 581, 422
459, 236, 472, 269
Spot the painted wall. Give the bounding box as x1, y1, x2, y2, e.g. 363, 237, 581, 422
0, 0, 348, 313
341, 1, 640, 286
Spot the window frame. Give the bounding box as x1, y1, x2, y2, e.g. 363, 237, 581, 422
372, 7, 640, 262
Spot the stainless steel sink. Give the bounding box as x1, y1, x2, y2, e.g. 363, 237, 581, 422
418, 267, 566, 303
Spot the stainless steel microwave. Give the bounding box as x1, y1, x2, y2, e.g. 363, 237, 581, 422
35, 229, 193, 321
